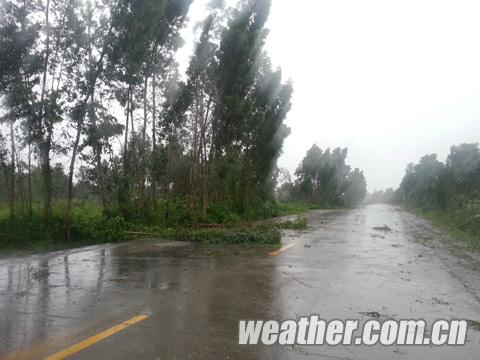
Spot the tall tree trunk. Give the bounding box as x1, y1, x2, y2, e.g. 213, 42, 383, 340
119, 88, 131, 217
128, 89, 137, 210
95, 142, 107, 211
201, 144, 214, 221
16, 157, 25, 213
200, 99, 212, 220
129, 90, 135, 139
92, 101, 107, 212
164, 131, 174, 221
142, 76, 148, 142
123, 88, 130, 161
201, 165, 209, 220
187, 100, 199, 213
41, 136, 53, 224
64, 119, 82, 242
64, 92, 99, 240
19, 0, 32, 217
9, 120, 16, 219
39, 0, 52, 225
140, 76, 148, 210
27, 139, 32, 216
151, 73, 156, 200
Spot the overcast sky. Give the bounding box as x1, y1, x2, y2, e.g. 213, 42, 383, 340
178, 0, 480, 192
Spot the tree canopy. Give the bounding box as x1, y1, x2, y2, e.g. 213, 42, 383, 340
278, 144, 367, 208
0, 0, 294, 237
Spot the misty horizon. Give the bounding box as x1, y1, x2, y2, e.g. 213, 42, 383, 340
179, 0, 480, 192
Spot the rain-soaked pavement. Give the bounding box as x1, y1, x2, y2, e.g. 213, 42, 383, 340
0, 204, 479, 359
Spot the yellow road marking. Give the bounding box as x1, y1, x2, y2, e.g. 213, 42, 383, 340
43, 314, 149, 360
269, 240, 300, 256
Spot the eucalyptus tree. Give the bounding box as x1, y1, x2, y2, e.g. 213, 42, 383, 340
79, 0, 118, 213
294, 146, 367, 207
398, 144, 480, 212
139, 6, 190, 211
0, 133, 8, 182
107, 0, 192, 215
0, 0, 42, 218
246, 56, 293, 204
213, 0, 271, 154
163, 0, 293, 216
212, 0, 290, 213
34, 0, 54, 223
398, 154, 445, 210
174, 2, 225, 217
63, 0, 118, 240
26, 0, 80, 224
446, 143, 480, 199
344, 168, 367, 207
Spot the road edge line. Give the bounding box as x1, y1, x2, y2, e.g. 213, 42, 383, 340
268, 240, 300, 256
42, 314, 149, 360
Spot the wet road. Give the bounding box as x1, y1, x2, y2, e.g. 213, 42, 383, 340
0, 204, 479, 359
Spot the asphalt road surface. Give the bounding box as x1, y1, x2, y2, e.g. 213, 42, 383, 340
1, 204, 479, 359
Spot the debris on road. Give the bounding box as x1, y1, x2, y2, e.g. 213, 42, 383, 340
359, 311, 396, 320
359, 311, 382, 319
372, 225, 392, 231
432, 297, 449, 305
467, 320, 480, 331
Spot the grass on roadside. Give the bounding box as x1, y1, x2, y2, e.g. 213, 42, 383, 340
163, 216, 308, 245
275, 216, 308, 230
413, 208, 480, 251
0, 201, 129, 252
170, 225, 282, 245
276, 202, 318, 217
0, 200, 314, 252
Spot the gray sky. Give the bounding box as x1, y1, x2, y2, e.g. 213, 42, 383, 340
178, 0, 480, 191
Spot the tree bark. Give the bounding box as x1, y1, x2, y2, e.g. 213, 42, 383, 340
27, 139, 32, 216
129, 90, 135, 139
142, 76, 148, 142
39, 0, 52, 225
93, 104, 107, 212
187, 99, 199, 213
123, 87, 130, 162
140, 76, 148, 209
64, 118, 82, 241
9, 120, 16, 219
41, 136, 53, 224
151, 73, 156, 200
119, 87, 131, 217
63, 19, 111, 238
200, 98, 212, 220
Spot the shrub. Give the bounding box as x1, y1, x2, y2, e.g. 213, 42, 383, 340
168, 225, 281, 245
276, 216, 308, 230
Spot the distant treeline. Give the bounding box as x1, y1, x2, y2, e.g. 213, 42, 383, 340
0, 0, 293, 244
397, 143, 479, 210
277, 145, 367, 208
371, 143, 480, 245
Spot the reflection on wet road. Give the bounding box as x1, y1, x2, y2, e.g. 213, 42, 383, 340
0, 205, 479, 359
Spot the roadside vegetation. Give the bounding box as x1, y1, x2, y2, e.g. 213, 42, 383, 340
275, 202, 319, 217
150, 224, 284, 245
397, 143, 480, 249
276, 145, 368, 208
0, 0, 302, 250
0, 199, 312, 251
0, 201, 126, 250
275, 216, 308, 230
370, 143, 480, 250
